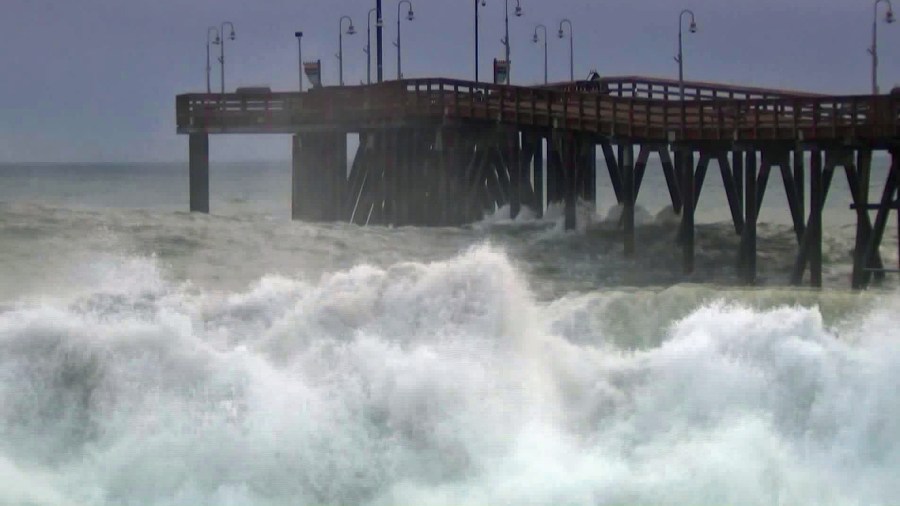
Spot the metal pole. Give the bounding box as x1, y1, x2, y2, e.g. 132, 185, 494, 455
873, 6, 879, 95
569, 25, 574, 81
220, 31, 225, 95
295, 32, 304, 92
219, 22, 235, 95
367, 8, 376, 84
678, 24, 683, 100
339, 16, 355, 86
206, 27, 218, 94
559, 19, 573, 81
544, 29, 548, 84
676, 10, 695, 101
533, 25, 547, 84
502, 0, 522, 84
505, 0, 510, 81
397, 0, 413, 79
871, 0, 895, 95
475, 0, 480, 82
377, 0, 384, 82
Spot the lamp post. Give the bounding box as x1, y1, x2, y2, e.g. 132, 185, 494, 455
870, 0, 896, 94
533, 24, 547, 84
366, 8, 378, 84
294, 31, 304, 92
338, 15, 357, 86
395, 0, 415, 79
502, 0, 524, 83
206, 27, 219, 93
675, 9, 697, 101
558, 19, 573, 82
214, 22, 236, 94
377, 0, 384, 83
475, 0, 486, 81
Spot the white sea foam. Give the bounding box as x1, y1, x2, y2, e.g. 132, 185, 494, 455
0, 247, 898, 505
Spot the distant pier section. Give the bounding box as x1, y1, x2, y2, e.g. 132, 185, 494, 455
176, 76, 900, 289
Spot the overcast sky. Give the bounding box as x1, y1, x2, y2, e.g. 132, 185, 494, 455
0, 0, 897, 162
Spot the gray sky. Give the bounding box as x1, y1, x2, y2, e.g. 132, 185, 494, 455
1, 0, 897, 162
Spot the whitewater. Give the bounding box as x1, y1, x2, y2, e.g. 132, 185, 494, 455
1, 162, 899, 505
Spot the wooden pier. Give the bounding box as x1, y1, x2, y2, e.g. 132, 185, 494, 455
176, 76, 900, 289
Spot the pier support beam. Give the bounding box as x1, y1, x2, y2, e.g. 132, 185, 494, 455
621, 143, 635, 256
740, 148, 758, 284
679, 147, 696, 275
860, 150, 899, 288
291, 134, 309, 221
716, 150, 744, 235
809, 150, 824, 287
579, 137, 597, 202
531, 134, 545, 217
791, 148, 834, 287
562, 132, 578, 230
547, 141, 564, 206
659, 148, 681, 213
509, 131, 521, 220
601, 141, 624, 205
188, 134, 210, 213
851, 149, 873, 289
292, 132, 347, 222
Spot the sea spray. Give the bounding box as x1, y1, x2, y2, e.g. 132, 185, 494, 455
0, 247, 899, 505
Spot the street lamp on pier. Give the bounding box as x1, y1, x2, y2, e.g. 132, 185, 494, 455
294, 31, 304, 92
502, 0, 524, 83
533, 24, 548, 84
213, 22, 236, 95
338, 15, 357, 86
558, 19, 574, 82
675, 9, 697, 101
870, 0, 895, 94
395, 0, 415, 79
206, 27, 219, 93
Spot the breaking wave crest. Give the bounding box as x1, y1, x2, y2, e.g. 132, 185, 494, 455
1, 246, 899, 505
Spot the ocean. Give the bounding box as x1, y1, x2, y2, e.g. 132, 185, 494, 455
1, 158, 899, 505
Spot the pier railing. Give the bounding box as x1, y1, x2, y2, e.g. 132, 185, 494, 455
177, 77, 899, 142
541, 75, 825, 101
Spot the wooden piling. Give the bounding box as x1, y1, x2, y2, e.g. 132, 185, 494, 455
851, 149, 873, 289
189, 133, 210, 213
509, 130, 521, 220
716, 151, 744, 235
563, 133, 578, 231
532, 135, 545, 217
659, 147, 682, 213
733, 147, 744, 221
621, 143, 636, 256
601, 141, 624, 205
793, 147, 805, 232
809, 150, 824, 287
580, 137, 597, 202
547, 141, 564, 205
741, 148, 758, 284
680, 148, 696, 275
861, 153, 899, 287
291, 134, 308, 220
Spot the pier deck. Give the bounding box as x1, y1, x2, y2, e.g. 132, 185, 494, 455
176, 76, 900, 289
